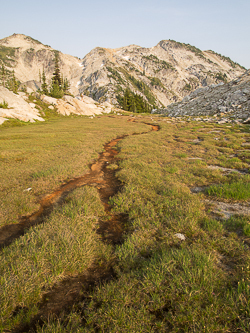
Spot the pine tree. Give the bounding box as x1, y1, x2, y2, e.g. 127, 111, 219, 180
41, 69, 48, 95
7, 70, 19, 93
52, 52, 62, 87
49, 52, 64, 98
63, 78, 70, 94
1, 65, 6, 87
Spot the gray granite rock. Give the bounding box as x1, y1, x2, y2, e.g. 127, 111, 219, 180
153, 70, 250, 123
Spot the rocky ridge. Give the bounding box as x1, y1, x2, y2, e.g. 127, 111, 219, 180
0, 34, 246, 110
152, 70, 250, 124
78, 40, 245, 108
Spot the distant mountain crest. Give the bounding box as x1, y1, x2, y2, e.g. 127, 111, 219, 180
0, 34, 246, 109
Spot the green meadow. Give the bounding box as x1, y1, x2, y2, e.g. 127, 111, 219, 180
0, 114, 250, 332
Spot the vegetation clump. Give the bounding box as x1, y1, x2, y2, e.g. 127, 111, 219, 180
142, 54, 174, 72
148, 76, 165, 88
117, 88, 152, 112
41, 52, 70, 98
0, 64, 20, 92
0, 45, 16, 66
0, 100, 8, 108
207, 50, 246, 70
107, 66, 125, 85
215, 71, 228, 83
206, 177, 250, 201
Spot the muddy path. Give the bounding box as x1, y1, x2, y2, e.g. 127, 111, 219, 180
0, 121, 159, 250
13, 261, 115, 333
9, 120, 159, 332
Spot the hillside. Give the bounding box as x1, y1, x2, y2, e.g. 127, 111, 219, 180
78, 40, 245, 110
0, 34, 246, 112
0, 34, 83, 95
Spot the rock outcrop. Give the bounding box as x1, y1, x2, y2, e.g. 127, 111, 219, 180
0, 86, 112, 124
152, 70, 250, 122
40, 94, 112, 116
0, 86, 44, 123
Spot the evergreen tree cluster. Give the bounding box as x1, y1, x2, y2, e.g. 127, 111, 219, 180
41, 52, 70, 98
0, 64, 19, 93
117, 88, 152, 113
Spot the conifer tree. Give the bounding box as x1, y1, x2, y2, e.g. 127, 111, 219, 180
63, 78, 70, 94
41, 69, 48, 95
52, 52, 62, 87
49, 52, 64, 98
1, 65, 6, 87
7, 70, 19, 93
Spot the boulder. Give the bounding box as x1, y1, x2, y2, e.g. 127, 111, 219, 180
0, 86, 44, 123
41, 95, 58, 105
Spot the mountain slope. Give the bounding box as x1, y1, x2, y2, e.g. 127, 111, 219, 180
0, 34, 83, 95
0, 34, 246, 110
78, 40, 245, 109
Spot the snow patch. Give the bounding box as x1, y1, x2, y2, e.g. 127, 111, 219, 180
78, 63, 84, 67
75, 81, 81, 88
122, 56, 130, 60
100, 64, 104, 67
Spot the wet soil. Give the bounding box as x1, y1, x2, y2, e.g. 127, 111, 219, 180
4, 120, 159, 332
13, 261, 115, 333
0, 122, 159, 250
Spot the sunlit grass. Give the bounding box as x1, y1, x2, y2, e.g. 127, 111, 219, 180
206, 176, 250, 200
1, 116, 250, 332
0, 187, 112, 330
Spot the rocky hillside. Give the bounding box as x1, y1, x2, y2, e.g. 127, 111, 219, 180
0, 34, 83, 95
78, 40, 245, 109
153, 70, 250, 123
0, 34, 246, 111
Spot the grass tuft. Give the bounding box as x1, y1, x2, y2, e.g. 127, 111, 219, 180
206, 177, 250, 201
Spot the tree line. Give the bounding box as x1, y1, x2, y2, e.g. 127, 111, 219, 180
117, 88, 153, 113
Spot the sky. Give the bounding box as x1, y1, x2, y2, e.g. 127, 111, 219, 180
1, 0, 249, 68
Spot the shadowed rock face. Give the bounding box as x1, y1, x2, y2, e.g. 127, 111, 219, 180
0, 34, 245, 110
153, 70, 250, 122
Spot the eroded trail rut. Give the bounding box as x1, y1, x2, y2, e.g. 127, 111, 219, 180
0, 136, 124, 250
2, 121, 159, 333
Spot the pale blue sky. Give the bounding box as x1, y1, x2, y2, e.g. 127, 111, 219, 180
1, 0, 249, 68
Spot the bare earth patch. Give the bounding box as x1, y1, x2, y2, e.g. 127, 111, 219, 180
205, 199, 250, 219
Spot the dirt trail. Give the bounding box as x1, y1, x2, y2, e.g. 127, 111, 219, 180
0, 121, 159, 250
9, 120, 159, 332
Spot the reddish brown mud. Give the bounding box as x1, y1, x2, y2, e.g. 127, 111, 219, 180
13, 261, 115, 333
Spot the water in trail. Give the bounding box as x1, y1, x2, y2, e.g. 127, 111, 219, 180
0, 122, 159, 249
4, 120, 159, 332
0, 135, 123, 249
